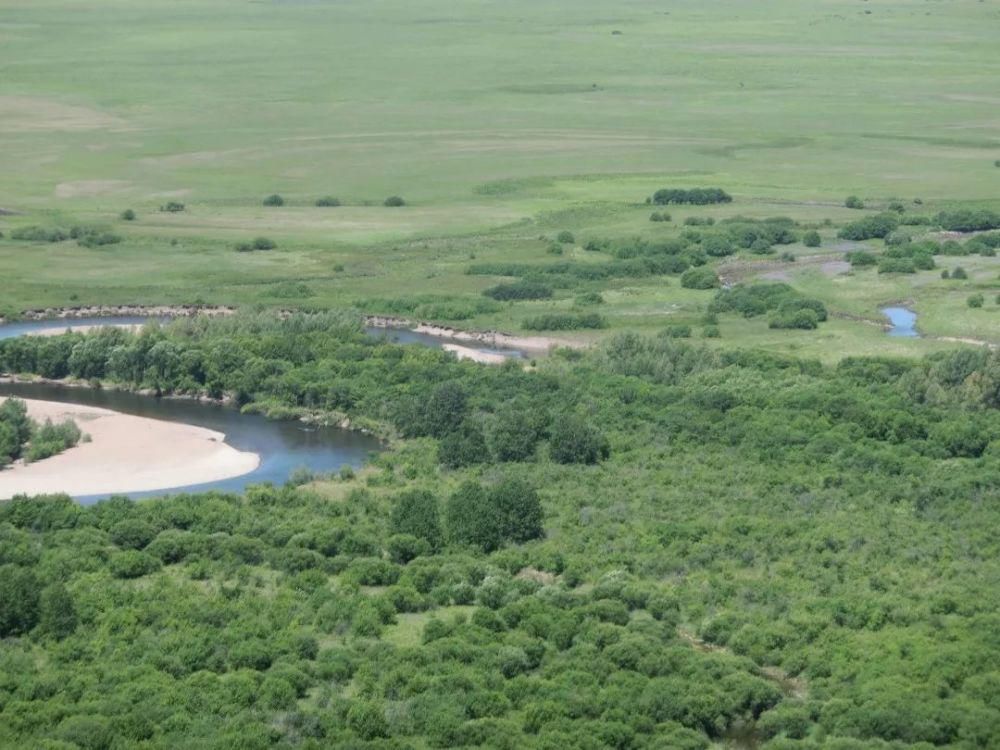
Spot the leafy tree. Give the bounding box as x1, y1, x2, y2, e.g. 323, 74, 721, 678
439, 420, 489, 468
0, 565, 40, 636
491, 477, 544, 544
390, 489, 442, 549
446, 480, 501, 550
549, 415, 610, 464
39, 582, 77, 638
347, 700, 389, 740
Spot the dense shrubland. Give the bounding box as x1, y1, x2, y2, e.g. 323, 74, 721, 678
2, 316, 1000, 748
650, 188, 732, 205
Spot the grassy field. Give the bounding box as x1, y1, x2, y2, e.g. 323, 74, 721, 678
2, 0, 999, 360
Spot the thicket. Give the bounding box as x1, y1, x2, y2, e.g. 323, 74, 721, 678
483, 281, 554, 301
837, 213, 899, 241
2, 318, 1000, 748
0, 315, 1000, 750
651, 188, 732, 205
0, 397, 80, 465
936, 209, 1000, 232
522, 313, 606, 331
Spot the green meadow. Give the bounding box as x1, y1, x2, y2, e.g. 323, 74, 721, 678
1, 0, 999, 359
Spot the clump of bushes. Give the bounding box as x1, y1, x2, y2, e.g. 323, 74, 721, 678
71, 226, 122, 248
160, 201, 185, 213
651, 188, 732, 205
837, 213, 899, 241
25, 419, 83, 463
556, 231, 575, 244
575, 291, 604, 306
263, 194, 285, 207
649, 212, 670, 222
847, 251, 878, 268
845, 195, 865, 209
315, 196, 341, 207
710, 283, 827, 325
483, 281, 553, 301
10, 226, 69, 243
120, 209, 136, 221
661, 325, 692, 338
684, 216, 715, 226
968, 293, 984, 309
802, 230, 821, 247
951, 266, 968, 280
384, 196, 406, 207
680, 267, 720, 289
236, 237, 277, 252
936, 209, 1000, 232
522, 313, 606, 331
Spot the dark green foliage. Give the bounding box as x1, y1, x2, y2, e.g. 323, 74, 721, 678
680, 267, 719, 289
649, 211, 670, 222
446, 477, 543, 550
315, 196, 341, 207
0, 564, 40, 636
549, 414, 609, 464
951, 266, 968, 280
439, 420, 489, 468
522, 313, 606, 331
390, 489, 442, 549
847, 250, 877, 267
702, 235, 735, 257
262, 193, 285, 206
684, 216, 715, 226
72, 226, 122, 247
25, 418, 82, 462
556, 231, 575, 244
120, 209, 136, 221
709, 284, 827, 325
968, 293, 984, 309
383, 195, 406, 207
483, 281, 553, 301
845, 195, 864, 209
38, 582, 77, 638
652, 188, 732, 205
0, 397, 79, 465
237, 236, 277, 252
802, 230, 821, 247
936, 209, 1000, 232
159, 201, 185, 212
837, 213, 899, 240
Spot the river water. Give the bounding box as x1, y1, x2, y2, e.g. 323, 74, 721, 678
881, 306, 919, 337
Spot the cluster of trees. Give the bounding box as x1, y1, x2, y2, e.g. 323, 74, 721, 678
9, 225, 122, 247
0, 397, 80, 466
936, 208, 1000, 232
3, 316, 1000, 748
837, 212, 899, 241
650, 187, 732, 205
483, 281, 553, 301
709, 283, 828, 330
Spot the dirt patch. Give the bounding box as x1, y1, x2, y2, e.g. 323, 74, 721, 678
55, 180, 132, 199
820, 260, 850, 277
0, 96, 127, 132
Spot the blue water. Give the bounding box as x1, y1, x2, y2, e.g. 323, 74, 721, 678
882, 307, 919, 337
0, 381, 381, 504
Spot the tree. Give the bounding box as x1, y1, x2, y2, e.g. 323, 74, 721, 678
347, 700, 389, 740
263, 194, 284, 206
492, 477, 544, 544
447, 481, 501, 550
487, 405, 543, 462
390, 489, 442, 549
439, 420, 489, 468
39, 582, 77, 638
549, 415, 610, 464
0, 565, 40, 636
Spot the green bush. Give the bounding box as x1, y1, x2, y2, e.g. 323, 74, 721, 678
652, 188, 732, 205
803, 230, 821, 247
120, 209, 136, 221
383, 195, 406, 207
845, 195, 864, 209
483, 281, 553, 301
160, 201, 185, 212
951, 266, 968, 280
968, 293, 984, 309
556, 231, 575, 244
315, 196, 341, 207
649, 212, 670, 222
680, 267, 719, 289
263, 194, 285, 207
847, 251, 877, 268
838, 213, 899, 240
522, 313, 606, 331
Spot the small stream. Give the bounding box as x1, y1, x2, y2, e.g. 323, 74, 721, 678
881, 306, 919, 338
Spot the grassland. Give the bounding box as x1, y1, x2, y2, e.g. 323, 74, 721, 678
1, 0, 999, 360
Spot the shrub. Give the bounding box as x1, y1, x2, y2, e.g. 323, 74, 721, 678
684, 216, 715, 226
236, 237, 276, 252
845, 195, 865, 209
702, 325, 721, 338
951, 266, 968, 280
941, 270, 950, 279
680, 267, 720, 289
846, 250, 875, 268
702, 235, 735, 257
160, 201, 185, 212
968, 293, 984, 309
877, 257, 916, 274
575, 291, 604, 306
802, 230, 821, 247
769, 308, 820, 330
522, 313, 606, 331
10, 226, 69, 242
649, 212, 670, 222
390, 489, 442, 549
837, 213, 899, 240
661, 325, 692, 338
556, 231, 575, 244
651, 188, 732, 205
483, 281, 553, 301
888, 201, 906, 213
936, 209, 1000, 232
120, 209, 136, 221
109, 550, 161, 579
383, 196, 406, 207
549, 415, 610, 464
315, 196, 341, 207
263, 194, 284, 207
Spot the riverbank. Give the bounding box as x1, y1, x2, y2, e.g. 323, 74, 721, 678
365, 315, 586, 353
0, 397, 259, 499
0, 305, 235, 325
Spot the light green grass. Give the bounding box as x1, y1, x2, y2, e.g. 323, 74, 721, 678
2, 0, 999, 359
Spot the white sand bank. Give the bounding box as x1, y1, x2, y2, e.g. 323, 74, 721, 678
0, 398, 259, 498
